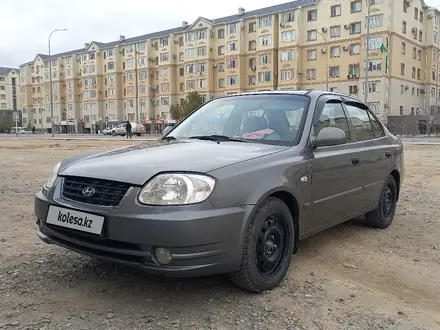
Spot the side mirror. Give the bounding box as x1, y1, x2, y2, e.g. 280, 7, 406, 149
162, 125, 173, 137
315, 127, 347, 148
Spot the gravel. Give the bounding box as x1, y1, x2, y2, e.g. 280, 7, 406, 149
0, 139, 439, 330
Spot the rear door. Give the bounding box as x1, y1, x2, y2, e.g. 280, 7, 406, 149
307, 96, 365, 233
343, 101, 393, 207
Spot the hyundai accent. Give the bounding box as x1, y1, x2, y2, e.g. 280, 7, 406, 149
34, 91, 404, 292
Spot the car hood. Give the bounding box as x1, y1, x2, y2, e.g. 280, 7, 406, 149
59, 140, 289, 185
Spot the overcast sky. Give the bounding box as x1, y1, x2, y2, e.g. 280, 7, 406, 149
2, 0, 440, 68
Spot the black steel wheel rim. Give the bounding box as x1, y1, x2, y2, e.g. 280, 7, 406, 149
382, 183, 395, 218
256, 213, 289, 279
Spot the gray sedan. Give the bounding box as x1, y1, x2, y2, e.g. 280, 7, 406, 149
34, 91, 404, 292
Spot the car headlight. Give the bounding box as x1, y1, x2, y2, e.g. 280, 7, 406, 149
138, 173, 216, 205
44, 162, 61, 190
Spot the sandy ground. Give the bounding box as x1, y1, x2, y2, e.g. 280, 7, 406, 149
0, 139, 439, 330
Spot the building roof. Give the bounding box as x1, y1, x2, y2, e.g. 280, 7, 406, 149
0, 67, 19, 75
20, 0, 315, 67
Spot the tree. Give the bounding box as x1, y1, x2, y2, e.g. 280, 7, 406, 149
169, 91, 203, 121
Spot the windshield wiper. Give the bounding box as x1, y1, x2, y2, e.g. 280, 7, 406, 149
162, 136, 176, 141
188, 135, 247, 142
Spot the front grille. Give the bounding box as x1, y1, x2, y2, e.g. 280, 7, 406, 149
61, 176, 131, 207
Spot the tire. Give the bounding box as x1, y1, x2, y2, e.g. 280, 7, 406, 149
111, 131, 116, 137
229, 197, 295, 292
363, 175, 397, 229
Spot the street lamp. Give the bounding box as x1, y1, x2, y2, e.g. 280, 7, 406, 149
315, 30, 329, 92
48, 28, 67, 137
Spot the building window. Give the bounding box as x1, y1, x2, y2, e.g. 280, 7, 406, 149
259, 16, 272, 28
280, 50, 296, 62
351, 1, 361, 13
329, 66, 340, 77
218, 46, 225, 56
227, 58, 238, 69
227, 41, 238, 51
401, 63, 405, 75
306, 69, 316, 80
365, 59, 382, 72
365, 36, 383, 50
249, 75, 256, 85
249, 40, 257, 51
366, 14, 384, 29
160, 53, 169, 62
330, 25, 341, 38
249, 22, 256, 33
307, 30, 317, 41
350, 22, 361, 34
280, 69, 293, 81
281, 30, 296, 42
259, 35, 272, 46
282, 12, 294, 23
402, 21, 407, 34
218, 29, 225, 39
308, 9, 317, 22
258, 72, 271, 83
401, 42, 406, 54
307, 49, 317, 60
259, 54, 271, 64
218, 79, 225, 88
331, 5, 341, 17
330, 46, 340, 57
228, 75, 237, 85
350, 43, 360, 55
227, 23, 236, 34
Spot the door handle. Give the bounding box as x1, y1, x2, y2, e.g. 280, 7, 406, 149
385, 151, 391, 158
351, 157, 360, 165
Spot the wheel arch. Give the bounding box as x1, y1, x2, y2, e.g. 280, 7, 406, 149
390, 169, 401, 202
251, 188, 301, 254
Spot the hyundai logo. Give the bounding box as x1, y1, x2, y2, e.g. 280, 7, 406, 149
82, 187, 96, 197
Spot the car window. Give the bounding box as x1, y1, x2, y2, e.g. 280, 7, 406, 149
367, 110, 385, 138
167, 94, 309, 145
315, 102, 350, 142
345, 103, 375, 141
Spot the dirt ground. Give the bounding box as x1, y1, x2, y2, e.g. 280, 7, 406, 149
0, 139, 439, 330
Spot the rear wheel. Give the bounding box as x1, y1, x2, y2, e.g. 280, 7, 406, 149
363, 175, 397, 229
229, 197, 295, 292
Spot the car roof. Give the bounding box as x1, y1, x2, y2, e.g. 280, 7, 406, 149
219, 90, 364, 104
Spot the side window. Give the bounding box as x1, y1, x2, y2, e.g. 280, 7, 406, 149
367, 110, 385, 138
345, 103, 375, 141
315, 102, 350, 142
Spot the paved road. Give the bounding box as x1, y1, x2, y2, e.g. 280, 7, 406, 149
0, 133, 162, 141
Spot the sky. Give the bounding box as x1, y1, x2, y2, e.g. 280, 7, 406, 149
2, 0, 440, 68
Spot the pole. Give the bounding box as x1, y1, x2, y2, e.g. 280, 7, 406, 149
15, 111, 18, 137
134, 43, 139, 123
315, 30, 328, 91
364, 0, 371, 103
48, 28, 67, 138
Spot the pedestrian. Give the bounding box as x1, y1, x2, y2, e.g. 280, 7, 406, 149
32, 126, 36, 134
125, 121, 132, 139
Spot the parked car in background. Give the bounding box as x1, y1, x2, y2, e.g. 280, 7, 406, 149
101, 128, 111, 135
35, 91, 404, 293
110, 122, 145, 136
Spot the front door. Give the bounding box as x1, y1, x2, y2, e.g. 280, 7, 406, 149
344, 101, 394, 207
307, 98, 365, 233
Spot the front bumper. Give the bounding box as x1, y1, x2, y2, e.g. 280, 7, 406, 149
34, 185, 252, 278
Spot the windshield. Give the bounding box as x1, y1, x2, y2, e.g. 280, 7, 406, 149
166, 94, 309, 145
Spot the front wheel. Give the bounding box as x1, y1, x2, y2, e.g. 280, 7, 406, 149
229, 197, 295, 292
363, 175, 397, 229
